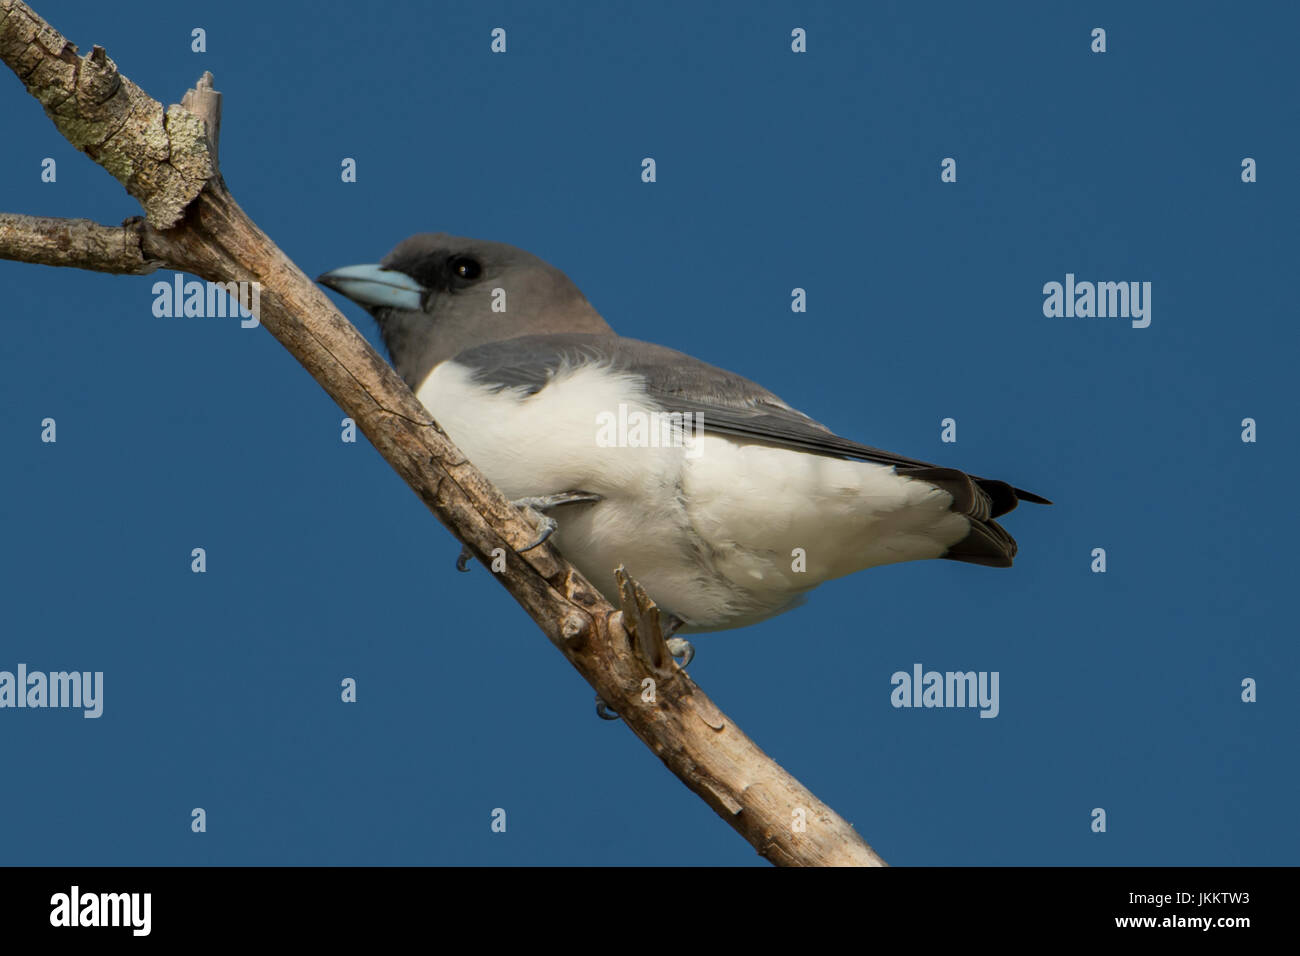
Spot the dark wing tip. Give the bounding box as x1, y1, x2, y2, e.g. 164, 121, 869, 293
1012, 488, 1053, 506
943, 517, 1017, 567
897, 468, 1050, 518
974, 479, 1053, 516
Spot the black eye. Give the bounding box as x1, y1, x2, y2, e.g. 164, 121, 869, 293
449, 256, 482, 281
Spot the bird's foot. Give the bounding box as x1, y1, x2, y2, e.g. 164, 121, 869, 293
453, 491, 602, 571
657, 611, 694, 668
511, 492, 602, 552
666, 635, 694, 669
594, 614, 693, 723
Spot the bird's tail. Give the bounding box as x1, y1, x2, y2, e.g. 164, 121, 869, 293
896, 466, 1050, 567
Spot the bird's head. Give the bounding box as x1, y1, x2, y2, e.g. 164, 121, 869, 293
319, 233, 610, 387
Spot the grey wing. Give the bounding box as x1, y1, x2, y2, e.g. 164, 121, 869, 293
453, 333, 1051, 526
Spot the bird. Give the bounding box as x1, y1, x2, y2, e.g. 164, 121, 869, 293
319, 233, 1049, 640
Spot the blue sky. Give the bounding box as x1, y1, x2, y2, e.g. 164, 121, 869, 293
0, 0, 1295, 865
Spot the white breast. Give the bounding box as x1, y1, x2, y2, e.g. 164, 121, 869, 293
416, 361, 738, 624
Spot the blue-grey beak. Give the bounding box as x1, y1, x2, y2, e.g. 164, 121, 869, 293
318, 264, 426, 311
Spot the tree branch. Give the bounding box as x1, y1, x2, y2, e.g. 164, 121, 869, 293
0, 212, 158, 272
0, 0, 886, 866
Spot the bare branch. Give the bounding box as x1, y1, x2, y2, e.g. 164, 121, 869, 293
0, 212, 158, 273
0, 0, 887, 866
0, 0, 213, 227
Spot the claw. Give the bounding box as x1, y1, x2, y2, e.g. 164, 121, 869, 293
661, 613, 693, 668
517, 512, 558, 553
456, 544, 474, 572
510, 492, 602, 554
666, 636, 694, 668
453, 492, 602, 570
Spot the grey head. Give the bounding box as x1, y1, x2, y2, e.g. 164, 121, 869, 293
318, 233, 612, 388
